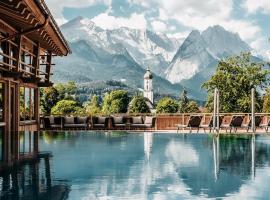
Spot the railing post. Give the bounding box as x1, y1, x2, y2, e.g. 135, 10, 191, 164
213, 88, 217, 132
251, 88, 255, 134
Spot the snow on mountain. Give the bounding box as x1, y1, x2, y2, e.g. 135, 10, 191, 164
165, 25, 251, 84
60, 17, 180, 76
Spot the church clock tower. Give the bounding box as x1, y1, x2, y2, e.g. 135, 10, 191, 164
144, 68, 153, 104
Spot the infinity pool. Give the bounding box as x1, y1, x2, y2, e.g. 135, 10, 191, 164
1, 132, 270, 199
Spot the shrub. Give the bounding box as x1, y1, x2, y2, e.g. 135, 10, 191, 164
156, 97, 178, 113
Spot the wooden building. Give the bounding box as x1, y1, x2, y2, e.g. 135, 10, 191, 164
0, 0, 70, 167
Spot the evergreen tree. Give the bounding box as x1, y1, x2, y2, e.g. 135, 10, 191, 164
179, 89, 189, 113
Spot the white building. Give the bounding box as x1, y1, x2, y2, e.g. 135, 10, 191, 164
144, 68, 153, 104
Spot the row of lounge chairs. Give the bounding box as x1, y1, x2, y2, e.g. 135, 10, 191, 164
43, 115, 156, 130
177, 115, 270, 133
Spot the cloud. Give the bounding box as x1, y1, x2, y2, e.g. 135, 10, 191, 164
151, 20, 167, 32
243, 0, 270, 14
91, 13, 147, 30
157, 0, 260, 40
167, 31, 190, 40
45, 0, 111, 25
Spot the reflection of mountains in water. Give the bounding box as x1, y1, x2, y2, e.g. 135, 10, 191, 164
35, 132, 270, 199
0, 153, 70, 200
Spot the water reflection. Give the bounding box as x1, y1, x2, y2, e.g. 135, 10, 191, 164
0, 153, 70, 200
2, 132, 270, 199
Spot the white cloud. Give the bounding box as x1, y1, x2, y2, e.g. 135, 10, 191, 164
151, 20, 167, 32
91, 13, 147, 30
45, 0, 111, 25
157, 0, 260, 40
250, 37, 270, 61
243, 0, 270, 14
167, 31, 190, 40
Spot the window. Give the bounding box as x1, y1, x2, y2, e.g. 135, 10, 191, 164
20, 87, 35, 121
0, 83, 3, 122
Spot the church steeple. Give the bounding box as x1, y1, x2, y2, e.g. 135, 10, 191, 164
144, 67, 153, 103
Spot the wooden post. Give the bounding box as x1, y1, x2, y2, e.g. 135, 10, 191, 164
14, 35, 22, 73
45, 51, 52, 82
33, 42, 40, 78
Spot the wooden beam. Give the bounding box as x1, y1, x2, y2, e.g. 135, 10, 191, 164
33, 42, 40, 77
0, 16, 50, 42
13, 35, 22, 73
45, 51, 52, 82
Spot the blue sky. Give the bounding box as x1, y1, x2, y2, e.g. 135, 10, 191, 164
46, 0, 270, 59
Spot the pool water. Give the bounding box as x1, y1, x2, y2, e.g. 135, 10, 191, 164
1, 132, 270, 200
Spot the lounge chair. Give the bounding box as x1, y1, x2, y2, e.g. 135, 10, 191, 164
259, 116, 270, 132
92, 116, 109, 129
177, 115, 202, 133
63, 116, 89, 129
242, 116, 262, 132
111, 116, 127, 129
220, 115, 244, 133
199, 116, 223, 133
130, 116, 156, 130
43, 116, 62, 130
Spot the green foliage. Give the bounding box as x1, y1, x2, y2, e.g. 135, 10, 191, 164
129, 96, 150, 113
156, 97, 179, 113
55, 81, 77, 100
202, 52, 268, 112
51, 100, 82, 115
41, 87, 60, 115
179, 89, 189, 113
178, 89, 200, 113
85, 95, 101, 115
263, 88, 270, 113
102, 90, 130, 114
186, 101, 200, 113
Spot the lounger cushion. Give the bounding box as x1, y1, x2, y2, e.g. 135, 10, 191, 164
114, 124, 126, 127
65, 117, 74, 124
49, 116, 55, 124
113, 116, 123, 124
132, 116, 143, 124
144, 116, 153, 124
50, 124, 62, 128
98, 117, 106, 124
131, 124, 145, 127
94, 124, 106, 127
77, 117, 88, 124
64, 124, 87, 128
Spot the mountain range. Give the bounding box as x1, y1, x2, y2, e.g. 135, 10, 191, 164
53, 16, 254, 100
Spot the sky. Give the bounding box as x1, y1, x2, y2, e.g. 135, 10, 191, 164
46, 0, 270, 59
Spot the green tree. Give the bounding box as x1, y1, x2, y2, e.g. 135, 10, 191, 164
85, 95, 101, 115
179, 89, 189, 113
202, 52, 268, 112
186, 101, 200, 113
156, 97, 179, 113
129, 96, 150, 113
51, 100, 82, 115
41, 87, 60, 115
102, 90, 130, 114
263, 88, 270, 112
55, 81, 77, 100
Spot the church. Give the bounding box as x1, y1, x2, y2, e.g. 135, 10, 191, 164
143, 68, 155, 112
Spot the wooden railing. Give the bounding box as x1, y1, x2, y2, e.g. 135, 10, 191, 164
41, 113, 270, 131
0, 34, 52, 83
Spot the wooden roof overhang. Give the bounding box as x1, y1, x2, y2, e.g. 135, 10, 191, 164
0, 0, 71, 56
